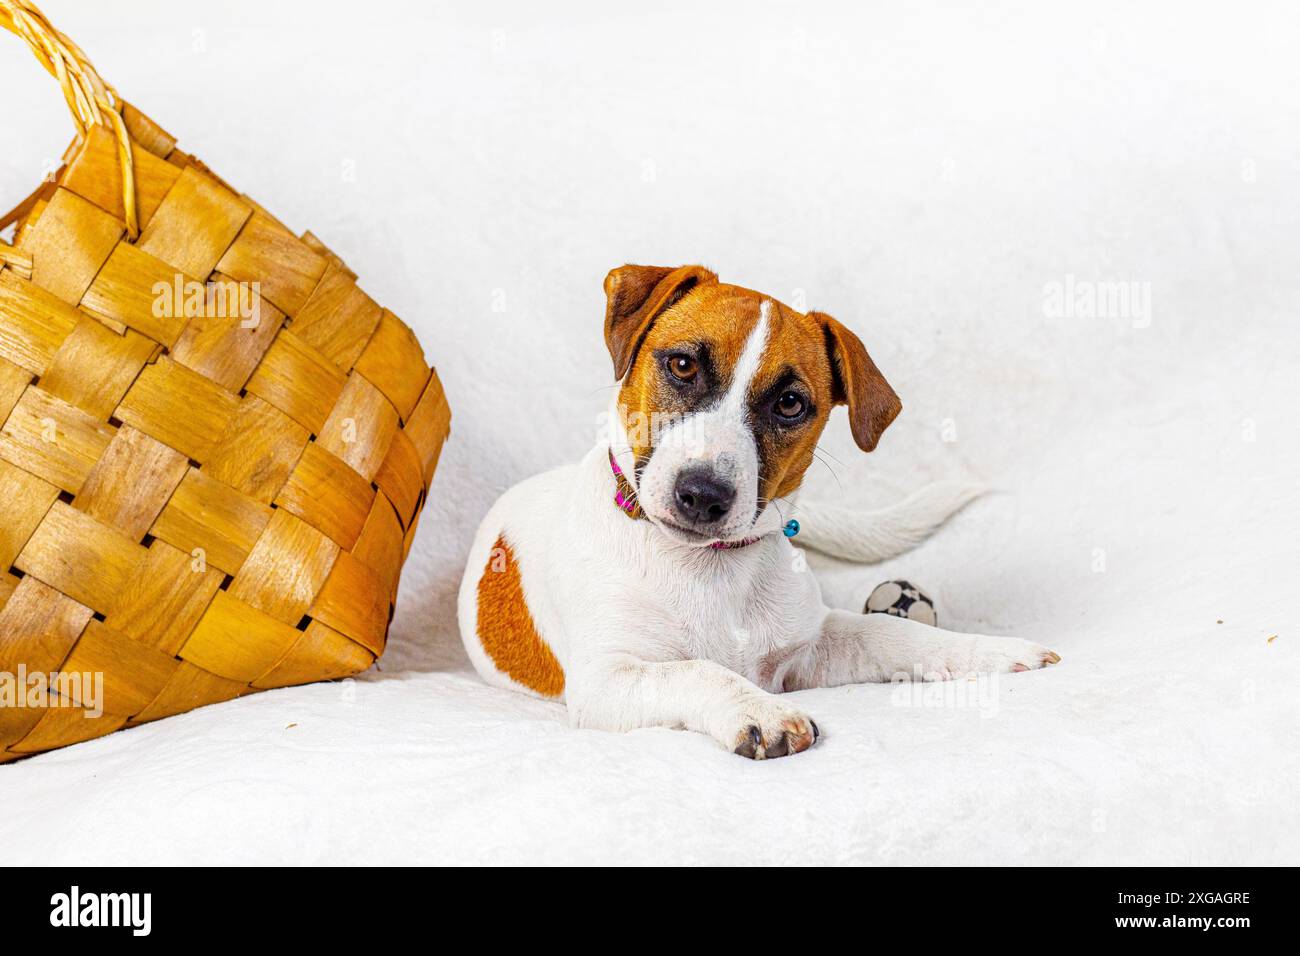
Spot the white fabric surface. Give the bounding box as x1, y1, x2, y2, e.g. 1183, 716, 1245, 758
2, 0, 1296, 865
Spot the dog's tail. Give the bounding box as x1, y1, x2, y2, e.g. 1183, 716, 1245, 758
793, 482, 986, 564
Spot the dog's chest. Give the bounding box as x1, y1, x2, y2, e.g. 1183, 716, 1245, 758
649, 545, 817, 672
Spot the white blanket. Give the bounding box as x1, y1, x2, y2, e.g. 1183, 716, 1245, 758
2, 0, 1295, 865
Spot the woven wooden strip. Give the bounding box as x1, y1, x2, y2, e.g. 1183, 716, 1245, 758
121, 101, 175, 158
354, 309, 429, 421
39, 317, 158, 420
0, 571, 19, 611
8, 708, 127, 753
291, 263, 382, 369
374, 427, 424, 528
317, 372, 400, 481
252, 620, 374, 690
402, 507, 422, 563
300, 231, 356, 279
0, 458, 58, 568
274, 441, 375, 552
202, 394, 309, 504
104, 539, 224, 656
179, 590, 302, 684
169, 275, 284, 393
75, 424, 188, 540
352, 493, 405, 599
244, 329, 347, 434
136, 165, 251, 278
60, 620, 179, 716
215, 210, 326, 316
114, 355, 241, 462
0, 575, 92, 677
227, 508, 339, 625
308, 550, 389, 656
0, 385, 116, 493
130, 662, 247, 724
403, 369, 452, 488
149, 466, 275, 575
0, 267, 79, 374
0, 575, 92, 749
79, 241, 195, 346
15, 501, 148, 613
0, 1, 450, 759
0, 354, 31, 422
19, 186, 123, 304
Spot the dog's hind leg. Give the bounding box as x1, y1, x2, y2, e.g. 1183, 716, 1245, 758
776, 609, 1061, 688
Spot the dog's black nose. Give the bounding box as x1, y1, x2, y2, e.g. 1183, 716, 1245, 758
673, 469, 735, 525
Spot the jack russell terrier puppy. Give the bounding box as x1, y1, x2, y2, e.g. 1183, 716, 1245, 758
459, 265, 1060, 759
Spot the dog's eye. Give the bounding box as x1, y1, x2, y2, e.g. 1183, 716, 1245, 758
666, 354, 698, 382
774, 391, 806, 420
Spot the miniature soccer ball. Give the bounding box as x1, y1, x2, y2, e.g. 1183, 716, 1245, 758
864, 580, 937, 626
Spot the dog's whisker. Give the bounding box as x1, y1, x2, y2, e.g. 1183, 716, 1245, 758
811, 449, 845, 497
811, 447, 842, 478
814, 443, 847, 468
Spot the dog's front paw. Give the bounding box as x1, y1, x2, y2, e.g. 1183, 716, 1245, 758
725, 698, 819, 760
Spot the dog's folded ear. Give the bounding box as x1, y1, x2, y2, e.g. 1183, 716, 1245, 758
604, 264, 718, 379
812, 311, 902, 452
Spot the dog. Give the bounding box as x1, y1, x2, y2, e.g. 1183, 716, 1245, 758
458, 265, 1060, 759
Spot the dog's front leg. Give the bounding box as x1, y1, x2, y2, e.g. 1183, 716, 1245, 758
566, 656, 818, 759
778, 609, 1061, 688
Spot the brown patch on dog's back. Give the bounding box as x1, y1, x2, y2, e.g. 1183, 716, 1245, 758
477, 534, 565, 697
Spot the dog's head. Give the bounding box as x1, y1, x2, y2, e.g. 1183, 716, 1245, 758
604, 264, 901, 546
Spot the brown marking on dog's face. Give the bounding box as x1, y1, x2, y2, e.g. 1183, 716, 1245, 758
746, 298, 839, 503
613, 279, 755, 467
603, 264, 902, 539
476, 534, 565, 697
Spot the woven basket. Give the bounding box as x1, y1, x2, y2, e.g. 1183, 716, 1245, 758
0, 0, 450, 761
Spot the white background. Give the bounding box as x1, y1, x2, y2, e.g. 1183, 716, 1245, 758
2, 0, 1297, 864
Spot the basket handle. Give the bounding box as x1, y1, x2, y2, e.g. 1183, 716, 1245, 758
0, 0, 138, 237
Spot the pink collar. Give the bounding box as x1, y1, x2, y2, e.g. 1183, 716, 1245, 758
608, 450, 763, 549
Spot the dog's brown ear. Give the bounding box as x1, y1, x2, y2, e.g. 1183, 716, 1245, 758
603, 264, 718, 379
812, 311, 902, 452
